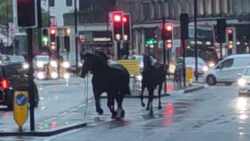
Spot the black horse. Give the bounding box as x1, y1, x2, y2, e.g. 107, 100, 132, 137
140, 55, 166, 114
81, 53, 130, 118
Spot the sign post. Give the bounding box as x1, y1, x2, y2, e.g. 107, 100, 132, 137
14, 91, 28, 131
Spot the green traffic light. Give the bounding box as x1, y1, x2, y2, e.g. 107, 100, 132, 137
42, 36, 48, 42
146, 39, 157, 45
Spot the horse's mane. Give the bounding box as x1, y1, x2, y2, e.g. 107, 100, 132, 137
84, 53, 109, 71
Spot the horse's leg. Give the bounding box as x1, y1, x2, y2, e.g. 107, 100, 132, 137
146, 87, 151, 111
116, 92, 125, 118
107, 93, 116, 119
148, 88, 154, 115
158, 83, 163, 110
94, 90, 103, 115
140, 84, 146, 107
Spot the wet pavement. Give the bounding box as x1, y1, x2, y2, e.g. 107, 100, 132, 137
17, 84, 250, 141
0, 75, 204, 141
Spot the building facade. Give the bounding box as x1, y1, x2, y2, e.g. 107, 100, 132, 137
117, 0, 250, 55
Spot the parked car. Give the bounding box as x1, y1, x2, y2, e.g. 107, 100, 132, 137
237, 66, 250, 95
0, 62, 39, 110
204, 54, 250, 86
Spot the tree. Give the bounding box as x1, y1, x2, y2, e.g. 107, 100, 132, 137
0, 0, 13, 26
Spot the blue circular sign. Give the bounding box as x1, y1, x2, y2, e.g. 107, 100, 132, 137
15, 94, 28, 106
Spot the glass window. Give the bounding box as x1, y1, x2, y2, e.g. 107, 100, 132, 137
49, 0, 55, 7
244, 69, 250, 76
66, 0, 72, 6
220, 59, 234, 69
3, 63, 27, 79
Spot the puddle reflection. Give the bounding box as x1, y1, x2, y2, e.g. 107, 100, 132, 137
164, 103, 174, 127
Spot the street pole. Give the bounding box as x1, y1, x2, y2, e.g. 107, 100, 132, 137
27, 29, 35, 131
162, 17, 167, 94
194, 0, 198, 82
220, 43, 223, 60
182, 39, 186, 88
6, 0, 9, 50
74, 0, 79, 73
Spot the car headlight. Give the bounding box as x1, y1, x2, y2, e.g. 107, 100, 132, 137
136, 75, 142, 81
37, 72, 45, 80
37, 61, 44, 68
51, 72, 58, 79
208, 62, 215, 68
23, 63, 29, 69
238, 78, 246, 87
78, 62, 83, 67
140, 64, 144, 68
63, 73, 70, 80
63, 61, 70, 69
202, 65, 209, 72
50, 60, 57, 67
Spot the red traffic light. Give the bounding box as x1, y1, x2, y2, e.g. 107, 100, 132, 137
122, 17, 127, 23
164, 23, 173, 32
50, 28, 56, 35
227, 28, 233, 34
113, 14, 122, 22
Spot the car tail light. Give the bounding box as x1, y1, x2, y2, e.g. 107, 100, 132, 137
1, 78, 8, 90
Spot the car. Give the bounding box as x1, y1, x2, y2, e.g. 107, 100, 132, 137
237, 67, 250, 95
33, 55, 50, 70
204, 54, 250, 86
128, 55, 157, 71
0, 62, 39, 110
176, 57, 208, 75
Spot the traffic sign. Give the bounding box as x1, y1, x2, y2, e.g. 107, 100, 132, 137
14, 91, 28, 129
118, 60, 140, 76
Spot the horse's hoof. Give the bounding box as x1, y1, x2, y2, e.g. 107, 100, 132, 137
121, 110, 125, 118
149, 110, 153, 116
97, 108, 104, 115
111, 112, 117, 119
158, 105, 162, 110
141, 102, 145, 107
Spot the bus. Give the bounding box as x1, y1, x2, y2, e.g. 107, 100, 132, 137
153, 23, 218, 73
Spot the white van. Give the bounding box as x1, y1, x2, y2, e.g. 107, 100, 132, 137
204, 54, 250, 85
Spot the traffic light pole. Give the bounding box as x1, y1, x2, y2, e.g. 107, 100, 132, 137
182, 39, 186, 88
162, 17, 167, 94
27, 28, 35, 131
194, 0, 198, 82
74, 0, 79, 73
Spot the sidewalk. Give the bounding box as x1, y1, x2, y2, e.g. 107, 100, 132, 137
0, 76, 205, 137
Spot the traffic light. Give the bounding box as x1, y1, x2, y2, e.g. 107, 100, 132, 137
217, 19, 226, 43
180, 13, 189, 40
42, 29, 48, 47
49, 27, 57, 43
166, 40, 172, 49
112, 12, 123, 41
64, 28, 70, 52
123, 14, 131, 41
227, 28, 233, 49
17, 0, 37, 27
64, 36, 70, 52
162, 23, 173, 40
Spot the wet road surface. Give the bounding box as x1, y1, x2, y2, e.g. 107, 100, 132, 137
3, 84, 250, 141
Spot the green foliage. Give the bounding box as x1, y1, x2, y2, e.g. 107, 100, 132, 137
0, 0, 13, 26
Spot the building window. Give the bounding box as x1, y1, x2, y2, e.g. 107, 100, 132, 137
66, 0, 72, 6
49, 0, 55, 7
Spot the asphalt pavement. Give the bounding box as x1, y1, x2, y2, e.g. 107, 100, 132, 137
0, 75, 204, 139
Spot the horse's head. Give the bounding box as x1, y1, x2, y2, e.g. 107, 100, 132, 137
95, 51, 109, 64
143, 55, 151, 66
80, 53, 108, 78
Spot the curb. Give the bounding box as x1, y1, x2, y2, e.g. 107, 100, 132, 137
183, 86, 205, 94
0, 122, 87, 137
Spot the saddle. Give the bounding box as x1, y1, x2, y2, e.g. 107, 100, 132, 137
151, 62, 163, 70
